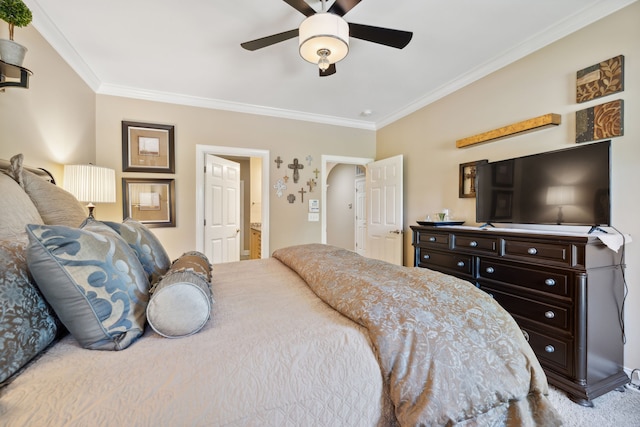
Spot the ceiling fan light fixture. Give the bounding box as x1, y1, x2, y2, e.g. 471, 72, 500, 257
299, 13, 349, 67
317, 49, 331, 71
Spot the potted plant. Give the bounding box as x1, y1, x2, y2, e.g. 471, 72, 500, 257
0, 0, 33, 66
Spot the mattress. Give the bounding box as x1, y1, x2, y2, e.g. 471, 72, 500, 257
0, 258, 394, 426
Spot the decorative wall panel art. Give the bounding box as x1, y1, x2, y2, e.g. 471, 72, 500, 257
576, 99, 623, 143
576, 55, 624, 103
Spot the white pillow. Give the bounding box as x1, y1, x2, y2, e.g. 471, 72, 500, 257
146, 251, 213, 338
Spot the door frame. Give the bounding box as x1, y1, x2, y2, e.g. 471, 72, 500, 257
321, 155, 373, 244
196, 144, 270, 258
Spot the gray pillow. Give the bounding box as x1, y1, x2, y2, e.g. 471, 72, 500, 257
26, 223, 150, 350
6, 153, 88, 227
102, 218, 171, 285
0, 236, 59, 384
147, 251, 213, 338
0, 173, 43, 240
21, 169, 89, 228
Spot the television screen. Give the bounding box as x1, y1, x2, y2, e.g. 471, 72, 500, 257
476, 141, 611, 226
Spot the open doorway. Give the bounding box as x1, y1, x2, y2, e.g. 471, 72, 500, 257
323, 154, 404, 265
321, 155, 373, 253
196, 145, 270, 261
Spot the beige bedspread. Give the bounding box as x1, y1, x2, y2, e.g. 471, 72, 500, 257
0, 258, 393, 426
273, 244, 563, 426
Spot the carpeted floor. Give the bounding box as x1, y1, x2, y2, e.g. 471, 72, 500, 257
548, 385, 640, 426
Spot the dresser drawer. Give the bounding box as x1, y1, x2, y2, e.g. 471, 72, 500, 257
503, 238, 573, 267
481, 286, 570, 331
416, 248, 473, 276
478, 259, 570, 299
452, 234, 498, 255
416, 231, 450, 248
521, 327, 571, 375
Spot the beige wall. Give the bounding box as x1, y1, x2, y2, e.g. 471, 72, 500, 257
377, 2, 640, 371
95, 95, 375, 258
0, 25, 95, 176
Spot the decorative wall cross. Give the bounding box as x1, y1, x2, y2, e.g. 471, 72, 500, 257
465, 166, 477, 195
287, 194, 296, 204
307, 178, 316, 193
306, 155, 313, 166
274, 156, 283, 169
313, 168, 320, 179
288, 158, 304, 183
273, 179, 286, 197
298, 187, 307, 202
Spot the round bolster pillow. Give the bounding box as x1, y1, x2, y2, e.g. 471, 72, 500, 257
146, 251, 213, 338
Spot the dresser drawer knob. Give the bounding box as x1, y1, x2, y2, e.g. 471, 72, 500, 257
429, 237, 436, 242
544, 278, 556, 286
521, 330, 530, 342
545, 345, 555, 353
469, 241, 478, 247
485, 267, 495, 274
544, 311, 555, 319
527, 247, 538, 255
423, 254, 430, 260
457, 261, 465, 267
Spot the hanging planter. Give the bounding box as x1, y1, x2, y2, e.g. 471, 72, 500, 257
0, 0, 32, 66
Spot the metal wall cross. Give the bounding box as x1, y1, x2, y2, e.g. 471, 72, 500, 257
288, 158, 304, 183
274, 156, 283, 168
298, 187, 307, 202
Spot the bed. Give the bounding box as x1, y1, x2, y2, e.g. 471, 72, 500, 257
0, 155, 562, 426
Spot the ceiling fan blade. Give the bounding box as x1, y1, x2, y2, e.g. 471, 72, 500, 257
241, 29, 299, 51
349, 23, 413, 49
327, 0, 362, 16
282, 0, 317, 17
320, 63, 337, 77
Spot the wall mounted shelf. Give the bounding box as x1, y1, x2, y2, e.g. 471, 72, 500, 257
456, 113, 561, 148
0, 59, 32, 90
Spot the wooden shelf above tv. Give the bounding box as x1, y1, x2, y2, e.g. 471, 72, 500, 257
456, 113, 561, 148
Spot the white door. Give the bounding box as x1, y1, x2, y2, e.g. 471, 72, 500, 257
366, 155, 403, 265
204, 154, 241, 264
355, 177, 366, 256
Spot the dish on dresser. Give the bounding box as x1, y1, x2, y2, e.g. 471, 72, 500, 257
1, 155, 563, 425
416, 220, 465, 226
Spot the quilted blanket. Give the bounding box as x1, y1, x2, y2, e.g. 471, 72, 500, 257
273, 244, 562, 426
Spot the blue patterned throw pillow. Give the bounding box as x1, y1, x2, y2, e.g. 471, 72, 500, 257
0, 237, 58, 384
102, 218, 171, 285
26, 223, 150, 350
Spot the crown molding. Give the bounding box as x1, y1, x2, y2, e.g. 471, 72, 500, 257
25, 0, 636, 131
376, 0, 637, 129
96, 83, 376, 130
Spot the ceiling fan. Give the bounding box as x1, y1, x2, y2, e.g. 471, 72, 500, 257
240, 0, 413, 77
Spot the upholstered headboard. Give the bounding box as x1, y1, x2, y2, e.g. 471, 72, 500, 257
0, 158, 56, 184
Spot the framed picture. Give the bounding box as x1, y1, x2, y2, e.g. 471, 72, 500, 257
459, 159, 487, 198
493, 160, 514, 187
122, 121, 175, 173
491, 191, 513, 220
122, 178, 176, 227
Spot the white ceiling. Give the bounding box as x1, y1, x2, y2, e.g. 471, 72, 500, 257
25, 0, 635, 130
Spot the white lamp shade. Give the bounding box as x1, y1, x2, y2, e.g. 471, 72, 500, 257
63, 164, 116, 204
546, 186, 576, 206
299, 13, 349, 65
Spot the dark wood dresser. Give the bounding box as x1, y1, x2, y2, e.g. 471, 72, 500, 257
410, 225, 628, 406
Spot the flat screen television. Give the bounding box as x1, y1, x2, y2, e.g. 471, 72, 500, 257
475, 141, 611, 228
